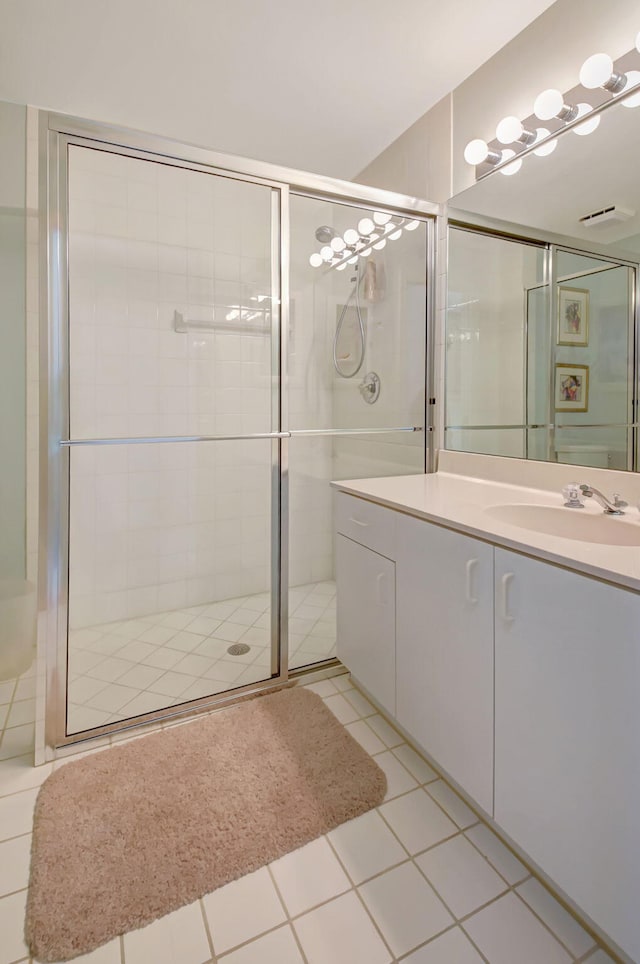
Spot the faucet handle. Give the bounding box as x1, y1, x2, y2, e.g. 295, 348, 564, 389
613, 493, 628, 509
562, 484, 584, 508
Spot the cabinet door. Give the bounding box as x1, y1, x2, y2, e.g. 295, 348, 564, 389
495, 548, 640, 963
336, 535, 396, 715
396, 515, 494, 814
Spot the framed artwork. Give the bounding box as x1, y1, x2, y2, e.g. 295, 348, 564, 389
557, 286, 589, 346
555, 363, 589, 412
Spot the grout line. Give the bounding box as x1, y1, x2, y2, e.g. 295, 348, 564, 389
198, 897, 217, 962
265, 864, 310, 963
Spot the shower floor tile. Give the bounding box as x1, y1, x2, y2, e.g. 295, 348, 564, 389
66, 581, 336, 731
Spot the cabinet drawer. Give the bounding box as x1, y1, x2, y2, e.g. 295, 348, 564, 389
334, 491, 396, 558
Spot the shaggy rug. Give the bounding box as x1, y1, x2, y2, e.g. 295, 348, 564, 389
26, 686, 386, 961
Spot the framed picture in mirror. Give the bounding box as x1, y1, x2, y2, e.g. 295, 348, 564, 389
555, 363, 589, 413
557, 286, 589, 347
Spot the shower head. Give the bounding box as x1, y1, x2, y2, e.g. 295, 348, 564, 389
315, 225, 337, 244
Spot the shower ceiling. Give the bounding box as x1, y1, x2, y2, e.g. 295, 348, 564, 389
0, 0, 555, 179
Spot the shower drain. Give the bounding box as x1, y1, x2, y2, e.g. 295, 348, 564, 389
227, 643, 251, 656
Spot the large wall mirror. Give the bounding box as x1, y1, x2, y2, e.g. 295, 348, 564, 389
446, 59, 639, 471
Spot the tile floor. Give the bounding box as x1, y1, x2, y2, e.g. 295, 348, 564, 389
0, 667, 616, 964
67, 581, 336, 732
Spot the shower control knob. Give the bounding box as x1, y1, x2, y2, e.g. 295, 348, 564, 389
359, 372, 381, 404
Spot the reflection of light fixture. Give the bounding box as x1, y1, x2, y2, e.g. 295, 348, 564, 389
373, 211, 392, 225
532, 128, 558, 157
534, 88, 579, 122
498, 149, 522, 176
344, 228, 359, 245
309, 253, 323, 268
331, 236, 346, 252
357, 217, 375, 235
320, 245, 333, 261
373, 238, 387, 250
579, 52, 627, 93
572, 103, 600, 136
388, 227, 402, 240
405, 219, 420, 231
621, 70, 640, 108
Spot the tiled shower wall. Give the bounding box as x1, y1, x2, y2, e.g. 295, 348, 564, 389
67, 146, 286, 628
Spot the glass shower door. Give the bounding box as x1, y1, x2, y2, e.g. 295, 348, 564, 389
64, 144, 283, 735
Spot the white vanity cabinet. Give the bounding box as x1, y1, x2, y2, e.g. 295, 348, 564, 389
335, 493, 396, 715
395, 514, 495, 814
494, 547, 640, 963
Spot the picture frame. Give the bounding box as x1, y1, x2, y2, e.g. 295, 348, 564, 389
557, 286, 589, 346
555, 363, 589, 413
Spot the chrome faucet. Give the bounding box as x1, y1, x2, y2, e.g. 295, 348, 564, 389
579, 483, 627, 515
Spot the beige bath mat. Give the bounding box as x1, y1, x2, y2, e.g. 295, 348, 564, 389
26, 686, 386, 961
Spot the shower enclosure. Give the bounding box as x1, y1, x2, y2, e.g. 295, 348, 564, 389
40, 113, 435, 753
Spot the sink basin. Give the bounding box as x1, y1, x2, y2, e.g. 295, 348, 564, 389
484, 503, 640, 547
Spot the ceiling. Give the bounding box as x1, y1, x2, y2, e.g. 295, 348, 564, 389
0, 0, 555, 180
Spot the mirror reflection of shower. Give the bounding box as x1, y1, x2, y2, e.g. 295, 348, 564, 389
333, 263, 366, 378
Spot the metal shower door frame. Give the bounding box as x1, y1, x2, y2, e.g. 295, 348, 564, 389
39, 111, 439, 760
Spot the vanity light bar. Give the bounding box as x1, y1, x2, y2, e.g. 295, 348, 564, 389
464, 31, 640, 179
308, 215, 420, 269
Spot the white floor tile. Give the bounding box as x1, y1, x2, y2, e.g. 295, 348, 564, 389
67, 706, 111, 733
0, 705, 8, 729
343, 689, 376, 718
212, 622, 246, 643
463, 892, 572, 964
138, 625, 181, 645
366, 714, 404, 748
416, 835, 507, 918
184, 616, 222, 637
148, 671, 197, 698
142, 647, 185, 671
380, 789, 458, 854
322, 693, 360, 725
0, 682, 16, 706
116, 664, 166, 691
392, 744, 438, 784
0, 723, 34, 761
203, 660, 246, 683
68, 677, 110, 705
375, 750, 419, 800
14, 677, 36, 701
165, 630, 206, 654
86, 656, 136, 683
516, 878, 596, 957
0, 756, 51, 798
359, 861, 454, 958
6, 700, 36, 729
270, 837, 350, 917
202, 866, 285, 954
0, 889, 29, 964
0, 787, 38, 841
304, 679, 338, 698
464, 824, 528, 885
219, 925, 303, 964
403, 926, 484, 963
426, 781, 478, 829
294, 891, 391, 964
331, 673, 353, 692
114, 640, 158, 663
123, 900, 211, 964
35, 937, 122, 963
328, 810, 407, 884
345, 720, 386, 756
85, 683, 140, 714
0, 834, 31, 897
227, 608, 260, 627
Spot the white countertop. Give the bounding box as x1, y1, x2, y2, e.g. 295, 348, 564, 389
332, 468, 640, 593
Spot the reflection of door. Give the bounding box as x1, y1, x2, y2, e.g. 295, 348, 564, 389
59, 143, 285, 738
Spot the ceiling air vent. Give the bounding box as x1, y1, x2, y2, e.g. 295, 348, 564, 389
579, 205, 635, 228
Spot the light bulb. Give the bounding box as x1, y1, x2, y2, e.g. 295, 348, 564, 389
309, 253, 323, 268
373, 211, 392, 225
358, 217, 375, 236
622, 70, 640, 108
359, 247, 372, 258
388, 228, 402, 241
347, 255, 358, 264
404, 219, 420, 231
534, 88, 564, 120
320, 245, 333, 261
572, 103, 599, 136
463, 138, 489, 165
499, 149, 522, 176
331, 236, 346, 252
373, 239, 386, 250
336, 262, 348, 271
496, 115, 523, 144
344, 228, 359, 245
579, 52, 614, 89
532, 128, 558, 157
